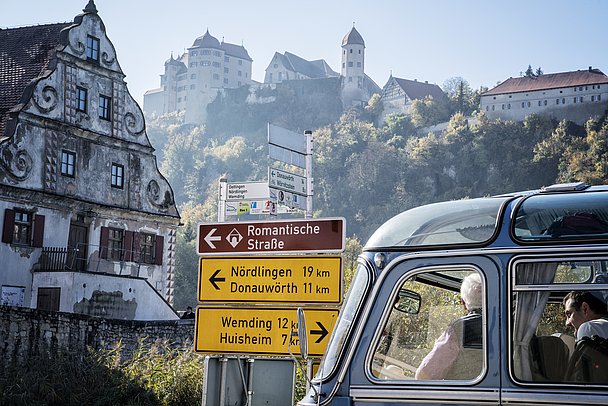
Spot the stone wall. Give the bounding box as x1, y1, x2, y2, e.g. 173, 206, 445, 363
0, 305, 195, 367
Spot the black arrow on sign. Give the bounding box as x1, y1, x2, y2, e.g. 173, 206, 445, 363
310, 321, 329, 343
209, 269, 225, 290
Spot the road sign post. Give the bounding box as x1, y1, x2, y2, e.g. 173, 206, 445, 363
194, 306, 339, 357
198, 256, 342, 304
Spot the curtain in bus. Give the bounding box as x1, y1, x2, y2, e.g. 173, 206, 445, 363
512, 262, 558, 380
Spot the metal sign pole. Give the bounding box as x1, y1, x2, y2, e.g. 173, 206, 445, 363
305, 130, 313, 219
218, 178, 227, 222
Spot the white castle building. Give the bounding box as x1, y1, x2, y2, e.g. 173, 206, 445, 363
144, 26, 381, 124
144, 30, 253, 124
480, 67, 608, 125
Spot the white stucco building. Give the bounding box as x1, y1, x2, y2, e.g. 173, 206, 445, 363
480, 67, 608, 124
0, 1, 180, 320
144, 30, 253, 124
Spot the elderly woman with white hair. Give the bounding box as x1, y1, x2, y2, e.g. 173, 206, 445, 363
415, 272, 483, 380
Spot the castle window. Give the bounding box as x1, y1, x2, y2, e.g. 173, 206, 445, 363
521, 102, 525, 108
492, 105, 495, 111
213, 74, 220, 80
213, 51, 221, 57
573, 97, 577, 103
359, 50, 361, 54
61, 150, 76, 177
508, 103, 511, 109
357, 62, 361, 67
580, 96, 583, 103
538, 100, 541, 107
579, 86, 583, 91
202, 50, 211, 55
592, 95, 595, 101
225, 56, 230, 62
501, 104, 505, 110
348, 77, 352, 82
224, 78, 228, 84
486, 106, 489, 111
191, 51, 198, 56
202, 61, 210, 66
191, 74, 196, 79
76, 87, 87, 112
238, 60, 242, 65
350, 49, 353, 53
111, 163, 124, 189
212, 62, 221, 68
544, 100, 547, 106
556, 99, 559, 104
190, 84, 195, 89
599, 95, 602, 101
224, 67, 229, 73
562, 98, 565, 104
348, 62, 353, 67
527, 101, 531, 107
238, 71, 242, 77
86, 35, 100, 62
98, 94, 112, 121
342, 63, 345, 68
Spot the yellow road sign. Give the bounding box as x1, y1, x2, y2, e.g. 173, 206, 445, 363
198, 256, 342, 304
194, 306, 339, 357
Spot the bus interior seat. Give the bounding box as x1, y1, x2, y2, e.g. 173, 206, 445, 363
530, 335, 570, 381
552, 333, 575, 358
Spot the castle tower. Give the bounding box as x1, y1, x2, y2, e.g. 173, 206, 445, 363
341, 25, 366, 106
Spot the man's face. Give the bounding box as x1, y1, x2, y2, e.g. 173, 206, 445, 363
564, 298, 589, 333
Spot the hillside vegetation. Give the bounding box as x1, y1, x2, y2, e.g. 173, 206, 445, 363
145, 78, 608, 309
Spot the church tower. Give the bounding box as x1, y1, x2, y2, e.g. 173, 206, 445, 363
341, 25, 366, 106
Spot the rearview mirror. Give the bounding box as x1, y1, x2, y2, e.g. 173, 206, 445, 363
297, 307, 308, 359
394, 289, 421, 314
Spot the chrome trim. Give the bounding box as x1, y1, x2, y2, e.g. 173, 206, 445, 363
350, 387, 500, 404
501, 389, 608, 405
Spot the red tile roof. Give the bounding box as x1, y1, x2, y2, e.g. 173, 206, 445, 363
483, 68, 608, 96
0, 22, 71, 136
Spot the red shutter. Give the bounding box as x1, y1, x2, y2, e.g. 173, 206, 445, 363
32, 214, 45, 248
99, 227, 109, 259
2, 209, 15, 244
124, 231, 134, 262
155, 235, 164, 265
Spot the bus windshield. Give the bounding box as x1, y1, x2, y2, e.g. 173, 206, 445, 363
365, 197, 509, 249
315, 261, 371, 380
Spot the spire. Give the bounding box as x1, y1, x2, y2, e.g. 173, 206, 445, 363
83, 0, 98, 14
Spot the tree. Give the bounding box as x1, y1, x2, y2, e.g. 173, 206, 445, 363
409, 96, 451, 128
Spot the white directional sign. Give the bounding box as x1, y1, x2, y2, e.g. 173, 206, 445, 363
226, 182, 269, 201
269, 167, 307, 196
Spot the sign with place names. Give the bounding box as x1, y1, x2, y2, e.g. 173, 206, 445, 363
197, 218, 345, 255
194, 306, 339, 356
226, 182, 269, 201
198, 256, 342, 304
269, 167, 307, 196
225, 200, 296, 216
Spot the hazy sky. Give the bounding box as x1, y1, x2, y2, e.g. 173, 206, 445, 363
3, 1, 607, 106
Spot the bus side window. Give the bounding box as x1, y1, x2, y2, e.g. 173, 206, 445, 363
371, 269, 485, 382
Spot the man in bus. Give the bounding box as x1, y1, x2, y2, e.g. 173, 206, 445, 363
563, 291, 608, 341
415, 272, 483, 380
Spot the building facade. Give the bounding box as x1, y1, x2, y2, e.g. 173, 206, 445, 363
480, 67, 608, 124
144, 30, 253, 124
379, 76, 449, 122
0, 1, 180, 320
340, 26, 381, 107
264, 51, 338, 84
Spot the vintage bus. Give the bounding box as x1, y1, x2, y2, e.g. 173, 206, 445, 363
298, 182, 608, 406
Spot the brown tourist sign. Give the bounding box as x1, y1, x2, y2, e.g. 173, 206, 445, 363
197, 218, 345, 255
